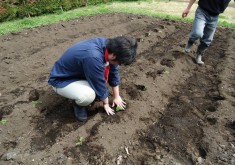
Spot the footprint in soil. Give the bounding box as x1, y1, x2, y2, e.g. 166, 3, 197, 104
160, 58, 175, 68
172, 50, 184, 59
127, 88, 142, 100
10, 87, 25, 97
226, 121, 235, 134
208, 90, 225, 101
135, 84, 147, 91
206, 117, 217, 125
0, 105, 14, 119
146, 68, 166, 79
28, 89, 40, 101
206, 106, 217, 112
126, 84, 147, 100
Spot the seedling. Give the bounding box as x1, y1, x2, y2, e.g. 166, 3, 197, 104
116, 106, 124, 112
163, 70, 170, 74
76, 136, 84, 146
32, 100, 43, 107
0, 119, 7, 125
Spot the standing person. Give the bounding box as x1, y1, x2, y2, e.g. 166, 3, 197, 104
48, 36, 138, 122
182, 0, 231, 64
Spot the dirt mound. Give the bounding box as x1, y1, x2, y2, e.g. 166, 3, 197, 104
0, 13, 235, 165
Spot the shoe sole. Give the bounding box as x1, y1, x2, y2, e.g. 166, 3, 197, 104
197, 62, 204, 65
184, 49, 191, 53
77, 117, 87, 122
196, 61, 204, 65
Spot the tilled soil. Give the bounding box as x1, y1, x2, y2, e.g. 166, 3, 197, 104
0, 13, 235, 165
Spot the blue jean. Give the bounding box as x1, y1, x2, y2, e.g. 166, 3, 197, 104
188, 7, 219, 52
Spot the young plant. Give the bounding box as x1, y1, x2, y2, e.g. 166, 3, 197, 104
0, 119, 7, 125
163, 70, 170, 74
115, 106, 124, 112
76, 136, 84, 146
32, 100, 43, 107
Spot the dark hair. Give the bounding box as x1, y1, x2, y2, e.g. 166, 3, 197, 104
106, 36, 138, 65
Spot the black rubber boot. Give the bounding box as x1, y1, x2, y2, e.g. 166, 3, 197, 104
195, 44, 207, 65
73, 105, 87, 122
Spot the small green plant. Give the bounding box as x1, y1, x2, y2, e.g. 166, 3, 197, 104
163, 70, 170, 74
76, 136, 84, 146
115, 106, 124, 112
0, 119, 7, 125
32, 100, 43, 107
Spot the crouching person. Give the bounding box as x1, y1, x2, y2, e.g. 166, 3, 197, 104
48, 36, 138, 122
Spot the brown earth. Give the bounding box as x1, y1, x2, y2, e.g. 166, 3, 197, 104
0, 13, 235, 165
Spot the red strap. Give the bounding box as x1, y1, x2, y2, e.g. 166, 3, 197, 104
104, 49, 110, 83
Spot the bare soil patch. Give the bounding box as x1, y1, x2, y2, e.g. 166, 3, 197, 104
0, 13, 235, 165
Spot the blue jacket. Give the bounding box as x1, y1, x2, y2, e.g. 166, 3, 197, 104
198, 0, 231, 16
48, 38, 120, 100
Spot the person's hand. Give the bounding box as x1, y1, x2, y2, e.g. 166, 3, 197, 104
112, 96, 126, 110
103, 104, 115, 115
182, 9, 190, 18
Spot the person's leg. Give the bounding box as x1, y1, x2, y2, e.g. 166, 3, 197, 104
53, 80, 96, 106
185, 7, 206, 53
196, 14, 218, 64
53, 80, 96, 121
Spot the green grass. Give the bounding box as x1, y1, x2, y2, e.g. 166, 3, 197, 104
219, 15, 227, 19
0, 5, 109, 35
0, 1, 234, 35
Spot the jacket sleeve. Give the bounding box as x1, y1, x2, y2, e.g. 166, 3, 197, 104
108, 64, 120, 87
82, 57, 108, 100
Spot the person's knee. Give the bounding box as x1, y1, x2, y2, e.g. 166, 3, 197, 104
75, 90, 96, 106
192, 30, 203, 39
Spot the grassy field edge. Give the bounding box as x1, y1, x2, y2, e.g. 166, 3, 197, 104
0, 2, 234, 36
